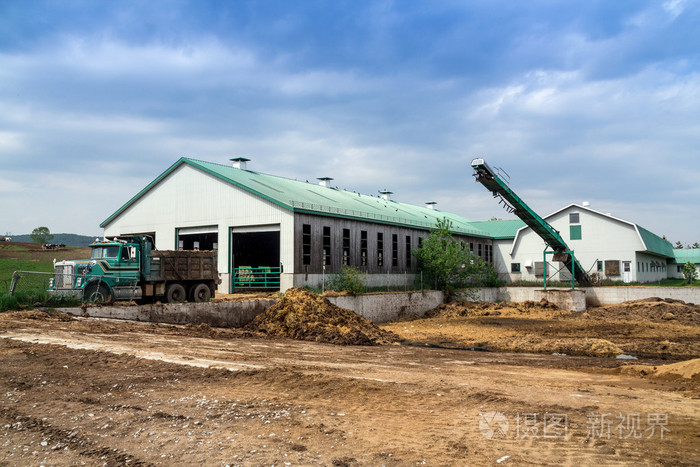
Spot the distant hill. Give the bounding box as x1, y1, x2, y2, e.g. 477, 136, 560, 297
8, 233, 100, 247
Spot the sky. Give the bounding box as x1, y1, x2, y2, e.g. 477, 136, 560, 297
1, 0, 699, 245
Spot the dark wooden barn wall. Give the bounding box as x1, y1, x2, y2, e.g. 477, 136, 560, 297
293, 213, 492, 274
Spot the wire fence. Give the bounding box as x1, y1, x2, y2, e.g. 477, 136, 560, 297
7, 271, 55, 296
0, 271, 83, 311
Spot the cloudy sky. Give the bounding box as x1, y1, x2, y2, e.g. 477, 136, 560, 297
1, 0, 699, 244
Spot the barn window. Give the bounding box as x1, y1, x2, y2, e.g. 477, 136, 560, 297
342, 228, 350, 266
478, 243, 482, 259
511, 263, 521, 273
570, 225, 582, 240
605, 260, 620, 276
302, 224, 311, 265
377, 232, 384, 267
360, 230, 368, 266
405, 236, 412, 268
323, 226, 331, 266
392, 234, 398, 267
569, 213, 580, 224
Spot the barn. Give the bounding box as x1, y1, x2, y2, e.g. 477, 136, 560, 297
101, 157, 497, 292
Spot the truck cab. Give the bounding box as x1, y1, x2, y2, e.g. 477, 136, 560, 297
50, 238, 142, 304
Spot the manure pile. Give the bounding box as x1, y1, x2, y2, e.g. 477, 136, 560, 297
246, 287, 399, 345
587, 297, 700, 325
427, 299, 568, 319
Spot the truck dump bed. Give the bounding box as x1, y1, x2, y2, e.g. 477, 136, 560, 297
147, 250, 219, 282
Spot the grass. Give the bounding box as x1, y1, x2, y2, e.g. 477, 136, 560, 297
0, 290, 82, 312
0, 242, 91, 295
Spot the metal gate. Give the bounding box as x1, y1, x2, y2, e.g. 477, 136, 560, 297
232, 266, 281, 290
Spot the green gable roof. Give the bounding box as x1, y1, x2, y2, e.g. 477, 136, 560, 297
636, 225, 674, 258
469, 219, 527, 240
671, 248, 700, 264
102, 158, 490, 237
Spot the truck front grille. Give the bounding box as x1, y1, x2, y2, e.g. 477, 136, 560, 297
55, 265, 74, 289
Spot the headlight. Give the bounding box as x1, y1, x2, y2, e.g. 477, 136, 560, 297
76, 277, 82, 287
49, 278, 54, 288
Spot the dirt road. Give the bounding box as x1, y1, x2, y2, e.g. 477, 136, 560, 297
1, 314, 699, 465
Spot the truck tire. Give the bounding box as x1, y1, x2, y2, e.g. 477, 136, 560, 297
84, 283, 114, 305
166, 283, 186, 303
191, 283, 211, 303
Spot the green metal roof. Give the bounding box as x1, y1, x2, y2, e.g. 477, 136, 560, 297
671, 248, 700, 264
636, 225, 674, 258
468, 219, 526, 239
102, 158, 491, 237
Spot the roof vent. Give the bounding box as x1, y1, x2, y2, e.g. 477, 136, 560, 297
230, 157, 250, 170
379, 189, 393, 201
425, 201, 437, 210
317, 177, 334, 188
582, 201, 590, 207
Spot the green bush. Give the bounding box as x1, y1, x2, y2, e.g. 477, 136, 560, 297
683, 261, 698, 285
328, 266, 366, 295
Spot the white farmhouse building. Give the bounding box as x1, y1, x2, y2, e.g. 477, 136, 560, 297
492, 203, 674, 284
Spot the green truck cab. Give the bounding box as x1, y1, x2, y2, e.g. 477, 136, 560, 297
49, 236, 220, 304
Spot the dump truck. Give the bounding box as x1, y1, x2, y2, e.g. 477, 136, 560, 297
48, 235, 220, 304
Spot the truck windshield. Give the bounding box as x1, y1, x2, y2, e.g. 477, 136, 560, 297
91, 246, 120, 259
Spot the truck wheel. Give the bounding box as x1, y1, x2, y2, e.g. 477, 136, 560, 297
191, 283, 211, 303
84, 283, 114, 305
166, 283, 186, 303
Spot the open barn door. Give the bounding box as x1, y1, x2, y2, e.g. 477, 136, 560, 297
231, 225, 281, 290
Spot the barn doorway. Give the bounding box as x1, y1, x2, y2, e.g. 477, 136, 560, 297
231, 225, 280, 290
177, 226, 218, 251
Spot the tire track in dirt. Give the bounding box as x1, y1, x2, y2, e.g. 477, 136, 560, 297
0, 406, 150, 466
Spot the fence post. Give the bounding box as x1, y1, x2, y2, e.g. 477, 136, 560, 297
9, 271, 20, 296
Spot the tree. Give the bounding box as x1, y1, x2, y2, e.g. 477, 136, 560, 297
30, 226, 53, 244
682, 261, 698, 285
413, 217, 497, 295
691, 242, 700, 249
674, 241, 684, 249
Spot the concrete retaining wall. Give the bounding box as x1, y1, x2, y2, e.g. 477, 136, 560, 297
58, 299, 276, 328
56, 291, 443, 327
583, 287, 700, 306
463, 286, 699, 308
327, 291, 444, 323
460, 288, 585, 311
57, 286, 691, 328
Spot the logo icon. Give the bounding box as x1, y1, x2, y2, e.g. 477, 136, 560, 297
479, 411, 509, 440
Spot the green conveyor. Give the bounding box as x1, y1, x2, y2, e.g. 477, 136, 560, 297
471, 158, 590, 286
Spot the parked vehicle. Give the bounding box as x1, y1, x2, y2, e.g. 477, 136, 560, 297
48, 236, 220, 304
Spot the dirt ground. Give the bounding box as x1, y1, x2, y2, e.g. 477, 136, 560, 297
381, 298, 700, 360
0, 298, 699, 465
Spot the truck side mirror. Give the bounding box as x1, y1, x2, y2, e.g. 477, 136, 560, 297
130, 246, 137, 261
